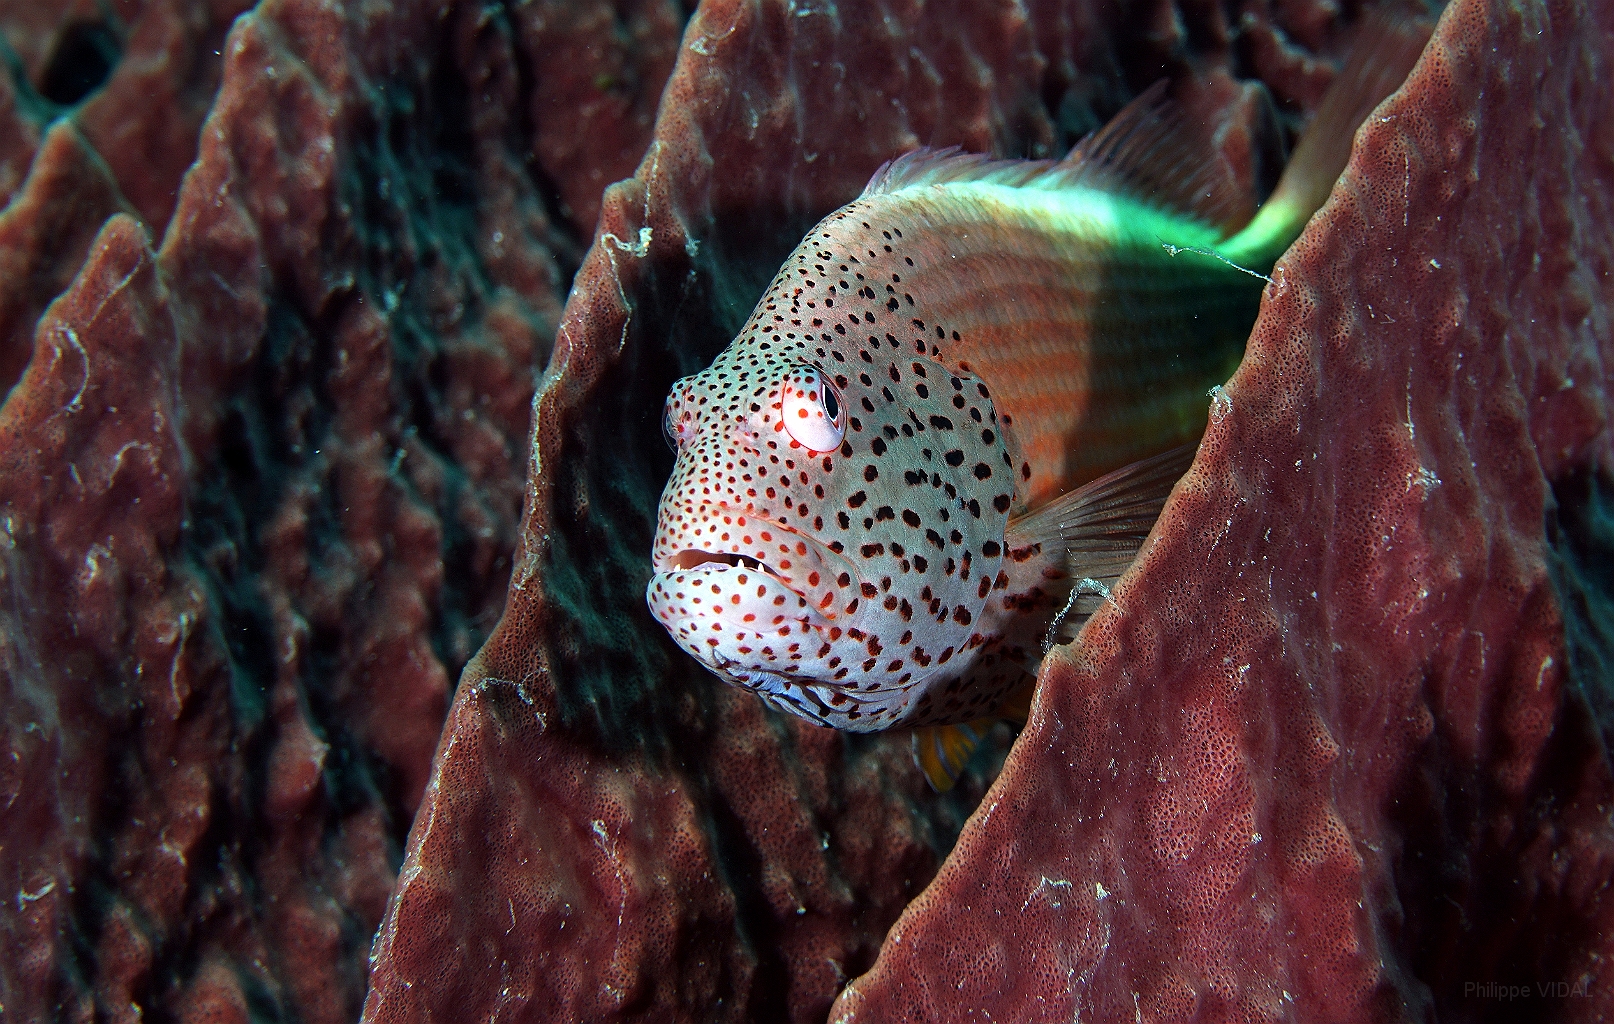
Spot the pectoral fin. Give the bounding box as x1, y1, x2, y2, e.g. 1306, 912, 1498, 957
1006, 444, 1197, 648
913, 448, 1194, 792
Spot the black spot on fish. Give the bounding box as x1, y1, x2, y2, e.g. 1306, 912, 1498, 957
944, 450, 964, 466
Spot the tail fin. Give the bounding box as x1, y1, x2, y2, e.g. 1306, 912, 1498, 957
1220, 13, 1432, 269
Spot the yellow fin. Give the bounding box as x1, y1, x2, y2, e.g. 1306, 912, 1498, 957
910, 681, 1037, 792
1220, 12, 1433, 268
912, 720, 990, 793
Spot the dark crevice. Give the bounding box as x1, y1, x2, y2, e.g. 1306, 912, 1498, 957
0, 11, 126, 123
539, 234, 725, 758
1547, 468, 1614, 752
161, 294, 348, 1023
141, 756, 283, 1024
1379, 467, 1614, 1019
701, 774, 792, 1021
39, 21, 121, 106
341, 22, 502, 704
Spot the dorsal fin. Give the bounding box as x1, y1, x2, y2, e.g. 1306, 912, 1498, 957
860, 82, 1247, 232
859, 147, 1061, 196
1055, 81, 1247, 230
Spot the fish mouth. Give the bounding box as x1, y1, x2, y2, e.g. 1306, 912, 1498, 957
667, 549, 788, 582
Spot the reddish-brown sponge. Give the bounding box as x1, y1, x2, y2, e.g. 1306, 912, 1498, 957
1, 0, 1609, 1020
0, 0, 673, 1019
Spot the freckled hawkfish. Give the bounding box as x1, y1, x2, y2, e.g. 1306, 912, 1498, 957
647, 19, 1428, 788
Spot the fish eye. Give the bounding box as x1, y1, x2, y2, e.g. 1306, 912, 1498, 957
780, 365, 845, 453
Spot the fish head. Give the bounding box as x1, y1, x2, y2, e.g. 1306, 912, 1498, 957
648, 326, 1019, 730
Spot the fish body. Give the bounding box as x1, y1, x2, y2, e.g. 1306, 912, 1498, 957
648, 20, 1428, 742
649, 156, 1255, 729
